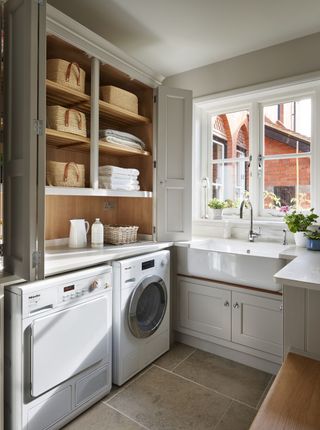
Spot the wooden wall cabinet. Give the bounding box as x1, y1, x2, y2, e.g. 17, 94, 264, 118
176, 276, 283, 361
4, 0, 192, 280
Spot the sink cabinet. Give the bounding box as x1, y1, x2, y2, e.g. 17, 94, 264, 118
176, 275, 283, 365
178, 279, 231, 341
4, 0, 192, 280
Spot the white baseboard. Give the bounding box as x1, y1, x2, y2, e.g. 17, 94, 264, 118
174, 331, 281, 375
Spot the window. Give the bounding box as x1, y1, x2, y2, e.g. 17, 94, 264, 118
195, 80, 318, 220
210, 111, 250, 203
262, 99, 311, 212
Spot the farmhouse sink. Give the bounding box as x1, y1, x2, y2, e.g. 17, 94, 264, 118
176, 238, 289, 291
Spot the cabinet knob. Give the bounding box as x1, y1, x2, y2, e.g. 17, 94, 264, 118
224, 300, 230, 307
233, 302, 240, 309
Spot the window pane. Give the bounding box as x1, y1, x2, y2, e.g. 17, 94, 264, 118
264, 158, 310, 210
212, 110, 250, 160
212, 161, 249, 202
264, 99, 311, 156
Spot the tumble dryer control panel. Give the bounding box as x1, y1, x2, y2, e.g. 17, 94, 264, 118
22, 267, 112, 317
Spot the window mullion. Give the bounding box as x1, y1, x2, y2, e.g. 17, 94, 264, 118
250, 102, 260, 216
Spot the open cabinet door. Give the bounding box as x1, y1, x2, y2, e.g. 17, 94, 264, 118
4, 0, 46, 280
156, 86, 192, 242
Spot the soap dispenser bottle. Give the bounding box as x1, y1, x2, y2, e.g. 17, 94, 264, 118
91, 218, 104, 248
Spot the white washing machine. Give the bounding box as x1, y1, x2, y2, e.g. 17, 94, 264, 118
112, 250, 170, 386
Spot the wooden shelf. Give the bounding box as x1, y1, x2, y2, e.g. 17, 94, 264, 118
46, 129, 150, 156
46, 79, 90, 109
46, 79, 151, 126
98, 140, 150, 156
46, 128, 90, 149
98, 99, 150, 126
45, 186, 152, 198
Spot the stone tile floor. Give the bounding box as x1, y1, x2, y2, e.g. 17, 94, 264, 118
64, 343, 274, 430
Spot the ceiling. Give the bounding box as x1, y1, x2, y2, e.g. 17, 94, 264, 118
48, 0, 320, 77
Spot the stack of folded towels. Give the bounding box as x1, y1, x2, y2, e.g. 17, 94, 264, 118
99, 165, 140, 191
99, 129, 145, 152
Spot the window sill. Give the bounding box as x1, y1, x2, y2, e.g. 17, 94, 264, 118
193, 217, 286, 228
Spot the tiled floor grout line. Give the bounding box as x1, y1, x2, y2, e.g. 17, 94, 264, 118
169, 348, 197, 372
102, 365, 154, 405
106, 403, 150, 430
152, 363, 257, 410
212, 400, 234, 430
255, 374, 274, 410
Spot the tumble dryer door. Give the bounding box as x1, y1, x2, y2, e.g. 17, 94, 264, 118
128, 276, 167, 338
30, 295, 109, 397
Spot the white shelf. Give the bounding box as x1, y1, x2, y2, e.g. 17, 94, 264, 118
45, 186, 153, 198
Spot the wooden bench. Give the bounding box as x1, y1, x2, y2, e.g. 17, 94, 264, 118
250, 353, 320, 430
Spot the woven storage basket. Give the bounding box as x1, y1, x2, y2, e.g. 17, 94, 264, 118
100, 85, 138, 114
47, 59, 86, 93
104, 225, 139, 245
46, 161, 85, 187
47, 106, 87, 137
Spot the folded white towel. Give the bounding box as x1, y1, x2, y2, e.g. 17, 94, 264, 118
100, 173, 139, 180
99, 165, 140, 177
101, 135, 144, 151
99, 175, 139, 186
99, 181, 140, 191
99, 129, 145, 149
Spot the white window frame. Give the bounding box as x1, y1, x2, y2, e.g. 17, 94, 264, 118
194, 76, 320, 221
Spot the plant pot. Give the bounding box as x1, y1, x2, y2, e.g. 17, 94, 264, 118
223, 208, 240, 217
306, 238, 320, 251
212, 208, 223, 220
294, 231, 307, 247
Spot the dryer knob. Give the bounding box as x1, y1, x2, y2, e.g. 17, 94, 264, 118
161, 259, 166, 267
90, 279, 100, 291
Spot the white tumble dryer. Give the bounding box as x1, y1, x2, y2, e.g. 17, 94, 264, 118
5, 265, 112, 430
112, 250, 170, 386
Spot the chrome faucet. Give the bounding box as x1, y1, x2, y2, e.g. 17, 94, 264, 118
240, 198, 261, 242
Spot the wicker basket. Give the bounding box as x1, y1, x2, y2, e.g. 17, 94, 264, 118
104, 225, 139, 245
47, 106, 87, 137
47, 59, 86, 93
100, 85, 138, 114
46, 161, 85, 187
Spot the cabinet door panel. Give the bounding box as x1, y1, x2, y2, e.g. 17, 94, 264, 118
306, 289, 320, 357
232, 292, 283, 356
4, 0, 46, 280
177, 279, 231, 340
156, 86, 192, 241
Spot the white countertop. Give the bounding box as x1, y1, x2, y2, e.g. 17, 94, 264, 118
275, 246, 320, 290
45, 240, 173, 276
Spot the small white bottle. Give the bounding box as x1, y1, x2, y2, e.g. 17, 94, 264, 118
91, 218, 104, 248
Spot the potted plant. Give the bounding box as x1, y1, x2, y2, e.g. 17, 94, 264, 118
208, 198, 225, 220
305, 229, 320, 251
223, 199, 240, 216
284, 209, 318, 247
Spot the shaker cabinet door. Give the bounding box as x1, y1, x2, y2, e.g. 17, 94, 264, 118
232, 292, 283, 356
177, 278, 231, 341
156, 86, 192, 242
4, 0, 46, 280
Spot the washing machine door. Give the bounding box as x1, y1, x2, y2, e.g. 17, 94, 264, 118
128, 275, 167, 338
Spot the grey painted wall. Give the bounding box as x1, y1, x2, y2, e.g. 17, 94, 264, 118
164, 32, 320, 98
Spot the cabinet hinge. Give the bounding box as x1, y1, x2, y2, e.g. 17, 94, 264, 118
32, 251, 41, 268
153, 226, 156, 234
153, 95, 157, 103
34, 120, 44, 136
153, 160, 156, 168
